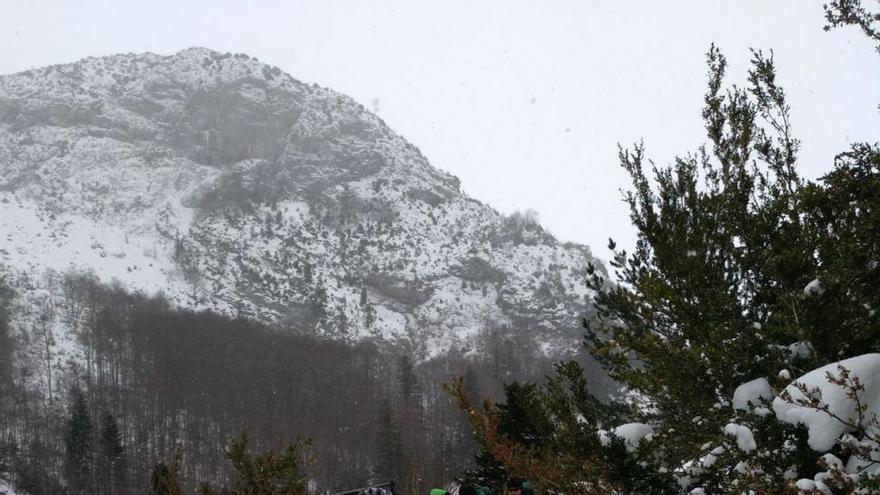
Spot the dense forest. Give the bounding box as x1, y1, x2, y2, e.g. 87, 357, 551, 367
0, 270, 609, 494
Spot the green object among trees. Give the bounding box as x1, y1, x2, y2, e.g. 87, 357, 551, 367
149, 432, 310, 495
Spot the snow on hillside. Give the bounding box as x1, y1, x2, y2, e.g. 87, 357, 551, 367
0, 48, 603, 368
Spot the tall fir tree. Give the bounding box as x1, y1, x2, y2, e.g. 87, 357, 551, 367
98, 412, 126, 495
64, 387, 94, 495
397, 355, 426, 495
0, 278, 14, 448
398, 355, 423, 424
468, 382, 548, 489
451, 9, 880, 490
581, 44, 817, 461
375, 398, 405, 483
199, 432, 309, 495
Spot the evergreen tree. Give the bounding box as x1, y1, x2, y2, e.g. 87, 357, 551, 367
461, 367, 481, 408
456, 366, 483, 467
580, 44, 817, 462
397, 355, 425, 495
448, 362, 629, 494
199, 432, 309, 495
823, 0, 880, 53
375, 398, 405, 482
363, 302, 377, 328
796, 133, 880, 362
150, 447, 182, 495
451, 12, 880, 491
0, 278, 14, 428
468, 382, 548, 488
99, 412, 126, 495
14, 441, 67, 495
398, 355, 422, 408
64, 387, 94, 495
398, 355, 424, 439
578, 40, 880, 491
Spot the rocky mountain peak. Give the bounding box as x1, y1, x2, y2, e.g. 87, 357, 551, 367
0, 49, 601, 357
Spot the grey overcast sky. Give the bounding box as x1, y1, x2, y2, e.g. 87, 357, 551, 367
1, 1, 878, 258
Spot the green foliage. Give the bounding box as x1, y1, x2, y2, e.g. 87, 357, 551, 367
14, 452, 67, 495
200, 432, 309, 495
588, 45, 815, 442
823, 0, 880, 53
470, 382, 550, 488
799, 143, 880, 359
150, 447, 183, 495
453, 11, 880, 491
150, 434, 309, 495
458, 362, 638, 494
580, 42, 880, 492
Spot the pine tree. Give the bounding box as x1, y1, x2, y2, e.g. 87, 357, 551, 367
448, 363, 628, 494
462, 366, 481, 408
99, 412, 126, 495
0, 278, 15, 424
150, 447, 182, 495
363, 303, 377, 328
823, 0, 880, 53
199, 432, 309, 495
398, 355, 421, 408
375, 398, 405, 482
396, 355, 425, 494
451, 17, 880, 490
467, 381, 552, 489
64, 387, 94, 495
398, 355, 424, 436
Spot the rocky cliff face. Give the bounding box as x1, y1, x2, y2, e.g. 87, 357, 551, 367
0, 47, 603, 357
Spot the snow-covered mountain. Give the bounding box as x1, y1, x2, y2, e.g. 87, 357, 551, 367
0, 47, 602, 357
